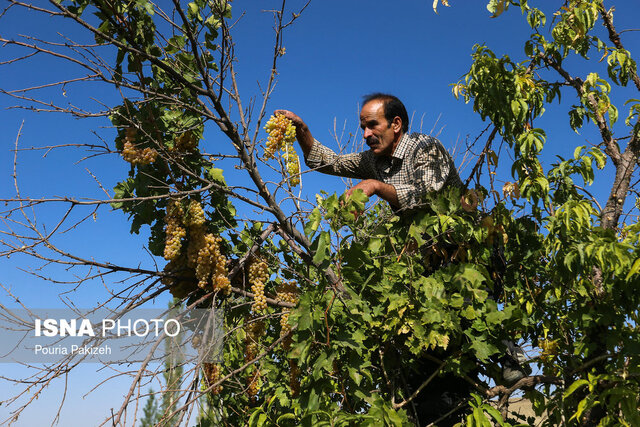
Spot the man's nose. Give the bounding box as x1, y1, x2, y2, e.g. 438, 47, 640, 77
363, 128, 373, 139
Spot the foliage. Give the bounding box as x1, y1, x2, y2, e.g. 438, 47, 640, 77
1, 0, 639, 426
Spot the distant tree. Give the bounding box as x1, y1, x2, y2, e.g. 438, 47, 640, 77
139, 389, 159, 427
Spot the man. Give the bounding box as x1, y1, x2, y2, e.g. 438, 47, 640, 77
276, 93, 462, 210
277, 94, 476, 423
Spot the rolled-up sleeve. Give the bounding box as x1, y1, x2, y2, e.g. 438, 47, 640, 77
305, 139, 374, 179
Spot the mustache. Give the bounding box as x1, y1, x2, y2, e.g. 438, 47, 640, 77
366, 136, 379, 146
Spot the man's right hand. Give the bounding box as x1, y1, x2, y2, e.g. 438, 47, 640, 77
273, 110, 314, 157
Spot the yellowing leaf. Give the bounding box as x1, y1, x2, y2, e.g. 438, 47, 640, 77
432, 0, 450, 14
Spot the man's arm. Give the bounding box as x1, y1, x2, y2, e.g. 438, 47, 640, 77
274, 109, 375, 179
346, 179, 400, 208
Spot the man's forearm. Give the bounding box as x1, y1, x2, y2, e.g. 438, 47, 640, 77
347, 179, 399, 208
294, 124, 314, 158
373, 181, 400, 208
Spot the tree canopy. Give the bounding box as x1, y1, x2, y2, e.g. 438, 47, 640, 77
1, 0, 639, 426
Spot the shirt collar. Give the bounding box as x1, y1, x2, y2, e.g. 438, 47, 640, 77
391, 133, 411, 161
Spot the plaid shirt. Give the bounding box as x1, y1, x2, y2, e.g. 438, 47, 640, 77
305, 133, 462, 210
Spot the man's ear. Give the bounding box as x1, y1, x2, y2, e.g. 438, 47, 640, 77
392, 116, 403, 134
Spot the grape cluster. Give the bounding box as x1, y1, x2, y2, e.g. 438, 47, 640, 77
164, 200, 186, 261
276, 281, 299, 347
191, 333, 202, 348
244, 316, 265, 401
539, 338, 560, 375
247, 369, 261, 401
186, 200, 206, 227
162, 253, 197, 299
283, 140, 301, 186
191, 232, 231, 294
202, 362, 222, 395
248, 258, 269, 312
173, 131, 198, 152
289, 360, 300, 397
161, 199, 232, 297
244, 317, 264, 363
263, 115, 302, 187
264, 114, 295, 159
120, 128, 158, 165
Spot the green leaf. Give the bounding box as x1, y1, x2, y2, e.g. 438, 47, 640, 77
276, 414, 296, 423
304, 208, 322, 237
564, 379, 589, 398
248, 409, 265, 427
470, 340, 496, 361
207, 167, 226, 185
625, 258, 640, 280
483, 405, 505, 425
312, 231, 331, 266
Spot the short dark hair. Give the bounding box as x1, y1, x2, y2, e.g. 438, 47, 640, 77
362, 93, 409, 133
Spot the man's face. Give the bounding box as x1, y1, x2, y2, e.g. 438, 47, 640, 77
360, 100, 401, 157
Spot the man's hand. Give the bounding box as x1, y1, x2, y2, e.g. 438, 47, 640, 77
346, 179, 379, 198
273, 110, 314, 157
346, 179, 400, 208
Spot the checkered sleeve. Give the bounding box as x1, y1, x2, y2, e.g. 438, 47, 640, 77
305, 139, 375, 179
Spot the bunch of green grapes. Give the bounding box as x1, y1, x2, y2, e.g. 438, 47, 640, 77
187, 225, 204, 269
120, 128, 158, 165
243, 317, 265, 400
539, 338, 560, 375
247, 368, 261, 401
248, 258, 269, 312
122, 141, 159, 165
263, 115, 302, 186
162, 253, 197, 298
173, 131, 198, 152
193, 233, 231, 294
186, 200, 206, 227
276, 281, 299, 347
264, 114, 295, 159
202, 363, 222, 395
244, 317, 264, 363
289, 360, 300, 397
164, 200, 186, 261
283, 140, 301, 186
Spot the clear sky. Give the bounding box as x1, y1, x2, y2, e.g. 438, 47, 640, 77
1, 0, 639, 425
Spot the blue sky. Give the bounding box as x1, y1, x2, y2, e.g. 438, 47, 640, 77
1, 0, 639, 425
